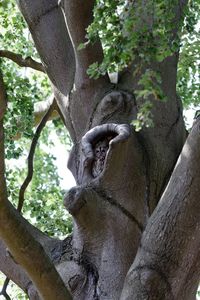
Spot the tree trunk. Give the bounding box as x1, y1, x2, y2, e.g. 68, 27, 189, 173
1, 1, 200, 299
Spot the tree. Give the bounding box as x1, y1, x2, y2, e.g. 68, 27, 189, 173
0, 0, 200, 299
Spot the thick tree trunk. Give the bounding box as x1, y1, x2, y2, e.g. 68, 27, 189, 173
1, 1, 199, 300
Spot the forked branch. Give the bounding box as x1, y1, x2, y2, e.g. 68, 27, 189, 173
18, 99, 56, 212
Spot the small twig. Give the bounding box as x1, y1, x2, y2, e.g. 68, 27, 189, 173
18, 99, 56, 212
0, 50, 45, 73
0, 277, 11, 300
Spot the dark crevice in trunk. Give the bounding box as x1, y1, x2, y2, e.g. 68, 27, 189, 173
91, 187, 143, 232
136, 133, 151, 219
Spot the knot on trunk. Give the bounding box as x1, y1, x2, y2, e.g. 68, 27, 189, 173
91, 90, 136, 127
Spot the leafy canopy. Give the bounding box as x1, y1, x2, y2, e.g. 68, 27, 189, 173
80, 0, 200, 129
0, 0, 72, 238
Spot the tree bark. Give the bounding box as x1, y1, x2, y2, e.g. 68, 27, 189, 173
121, 116, 200, 300
1, 1, 199, 299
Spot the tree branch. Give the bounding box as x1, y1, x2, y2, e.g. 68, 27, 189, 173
0, 68, 72, 299
0, 50, 45, 72
0, 277, 11, 300
117, 0, 188, 213
61, 0, 108, 87
34, 95, 58, 126
0, 69, 8, 206
121, 117, 200, 300
18, 99, 56, 212
0, 201, 72, 299
17, 0, 76, 135
17, 0, 75, 94
12, 96, 60, 141
0, 238, 40, 300
57, 1, 112, 140
0, 70, 17, 300
0, 222, 65, 299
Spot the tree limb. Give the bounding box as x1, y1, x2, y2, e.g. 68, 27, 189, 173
58, 1, 112, 140
0, 201, 72, 299
34, 95, 58, 126
0, 218, 65, 299
121, 117, 200, 300
0, 70, 18, 300
120, 0, 188, 76
12, 96, 60, 141
17, 0, 75, 95
0, 68, 72, 299
0, 50, 45, 72
0, 277, 11, 300
0, 239, 40, 300
61, 0, 108, 87
18, 99, 56, 212
117, 0, 188, 213
0, 69, 8, 206
17, 0, 76, 135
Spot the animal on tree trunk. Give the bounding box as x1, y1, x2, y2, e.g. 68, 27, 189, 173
92, 136, 113, 178
0, 0, 200, 300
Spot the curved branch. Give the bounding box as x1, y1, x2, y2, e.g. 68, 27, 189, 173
12, 96, 60, 141
62, 0, 108, 87
17, 0, 75, 96
18, 99, 56, 212
0, 224, 65, 299
0, 50, 45, 72
17, 0, 76, 135
0, 202, 72, 300
121, 117, 200, 300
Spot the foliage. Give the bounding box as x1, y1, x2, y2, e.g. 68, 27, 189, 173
6, 124, 73, 238
177, 0, 200, 109
86, 0, 177, 75
80, 0, 200, 129
0, 0, 73, 238
0, 0, 51, 159
0, 0, 38, 57
1, 58, 51, 158
0, 273, 28, 300
0, 1, 73, 297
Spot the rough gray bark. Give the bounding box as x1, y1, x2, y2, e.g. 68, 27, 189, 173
1, 1, 199, 300
121, 116, 200, 300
